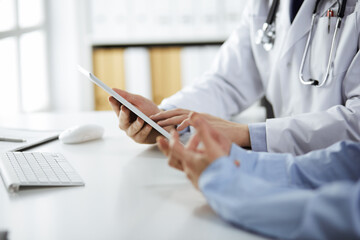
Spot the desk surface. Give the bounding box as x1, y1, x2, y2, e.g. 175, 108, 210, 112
0, 111, 268, 240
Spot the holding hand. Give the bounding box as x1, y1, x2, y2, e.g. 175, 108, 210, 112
157, 113, 232, 189
108, 88, 173, 144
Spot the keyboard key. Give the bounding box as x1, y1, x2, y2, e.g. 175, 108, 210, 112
58, 162, 74, 172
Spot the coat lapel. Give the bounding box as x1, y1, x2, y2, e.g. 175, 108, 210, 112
279, 0, 316, 59
279, 0, 339, 59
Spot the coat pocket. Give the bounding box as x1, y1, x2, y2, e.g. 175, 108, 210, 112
306, 11, 359, 84
332, 12, 359, 75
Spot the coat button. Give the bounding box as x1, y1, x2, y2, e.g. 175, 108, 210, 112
234, 160, 240, 167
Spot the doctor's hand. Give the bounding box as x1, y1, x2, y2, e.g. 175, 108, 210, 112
109, 88, 173, 144
156, 113, 232, 189
151, 108, 251, 148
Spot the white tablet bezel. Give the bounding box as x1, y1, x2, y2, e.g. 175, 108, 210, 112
78, 66, 171, 139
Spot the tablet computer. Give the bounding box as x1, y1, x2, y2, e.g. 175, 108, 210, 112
78, 66, 171, 139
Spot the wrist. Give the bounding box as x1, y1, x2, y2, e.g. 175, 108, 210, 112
233, 124, 250, 147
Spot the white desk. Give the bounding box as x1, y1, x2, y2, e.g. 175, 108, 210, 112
0, 112, 268, 240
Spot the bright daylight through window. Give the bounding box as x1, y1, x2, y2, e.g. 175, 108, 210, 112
0, 0, 48, 113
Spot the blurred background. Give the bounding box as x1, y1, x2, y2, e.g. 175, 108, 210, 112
1, 0, 265, 121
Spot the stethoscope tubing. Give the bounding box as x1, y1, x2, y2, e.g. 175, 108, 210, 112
299, 15, 342, 87
257, 0, 348, 87
299, 14, 318, 86
299, 0, 346, 87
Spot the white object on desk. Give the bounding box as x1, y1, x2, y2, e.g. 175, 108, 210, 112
0, 127, 60, 152
0, 152, 84, 192
59, 124, 104, 144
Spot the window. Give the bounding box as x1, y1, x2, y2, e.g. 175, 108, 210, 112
0, 0, 49, 113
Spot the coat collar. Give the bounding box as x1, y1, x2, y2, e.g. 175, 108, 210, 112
279, 0, 315, 58
279, 0, 338, 59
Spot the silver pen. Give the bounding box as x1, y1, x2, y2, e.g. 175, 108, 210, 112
0, 137, 27, 142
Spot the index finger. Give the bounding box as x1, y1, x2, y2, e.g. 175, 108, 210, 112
186, 132, 201, 152
151, 109, 190, 121
156, 136, 170, 156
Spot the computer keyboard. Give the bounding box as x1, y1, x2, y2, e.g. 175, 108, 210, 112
0, 152, 84, 192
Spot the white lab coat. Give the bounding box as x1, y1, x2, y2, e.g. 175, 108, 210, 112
160, 0, 360, 155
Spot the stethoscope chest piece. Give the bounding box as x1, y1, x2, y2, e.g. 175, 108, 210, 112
256, 23, 276, 51
256, 0, 280, 51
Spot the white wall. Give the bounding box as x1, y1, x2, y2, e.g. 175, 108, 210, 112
91, 0, 247, 45
46, 0, 93, 112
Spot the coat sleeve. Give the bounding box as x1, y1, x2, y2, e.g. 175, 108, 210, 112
266, 97, 360, 155
199, 143, 360, 239
159, 2, 264, 120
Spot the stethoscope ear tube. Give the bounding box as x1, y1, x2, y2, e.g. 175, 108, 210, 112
338, 0, 347, 18
266, 0, 280, 25
256, 0, 280, 51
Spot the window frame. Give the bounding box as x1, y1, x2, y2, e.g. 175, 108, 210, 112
0, 0, 48, 113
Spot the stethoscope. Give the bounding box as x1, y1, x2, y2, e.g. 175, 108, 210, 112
256, 0, 347, 87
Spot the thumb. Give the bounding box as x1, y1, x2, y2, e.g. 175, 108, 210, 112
112, 88, 138, 104
113, 88, 130, 98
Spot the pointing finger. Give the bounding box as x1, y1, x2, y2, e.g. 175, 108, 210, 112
191, 115, 222, 159
186, 132, 201, 152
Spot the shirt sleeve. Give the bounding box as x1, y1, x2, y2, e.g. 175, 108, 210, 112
199, 143, 360, 239
248, 122, 267, 152
230, 141, 360, 188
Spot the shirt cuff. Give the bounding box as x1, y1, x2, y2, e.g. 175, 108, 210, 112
248, 122, 267, 152
199, 144, 252, 191
198, 147, 235, 192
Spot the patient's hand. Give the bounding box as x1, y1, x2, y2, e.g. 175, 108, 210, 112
152, 109, 251, 147
109, 88, 173, 144
157, 113, 232, 189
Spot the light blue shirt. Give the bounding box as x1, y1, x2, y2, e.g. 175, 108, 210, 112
199, 141, 360, 240
248, 122, 267, 152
